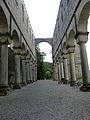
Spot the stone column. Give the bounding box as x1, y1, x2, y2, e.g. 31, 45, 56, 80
60, 58, 64, 83
29, 62, 31, 83
26, 60, 30, 84
32, 62, 36, 82
30, 61, 33, 83
0, 38, 9, 95
53, 63, 56, 80
13, 46, 21, 89
76, 32, 90, 91
34, 62, 37, 81
63, 54, 69, 84
35, 61, 37, 81
68, 46, 76, 86
58, 59, 61, 84
21, 52, 27, 86
55, 61, 58, 81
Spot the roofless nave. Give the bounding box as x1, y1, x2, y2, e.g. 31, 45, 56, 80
0, 0, 90, 96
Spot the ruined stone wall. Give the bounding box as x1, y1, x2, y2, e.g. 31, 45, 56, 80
53, 0, 80, 56
4, 0, 36, 57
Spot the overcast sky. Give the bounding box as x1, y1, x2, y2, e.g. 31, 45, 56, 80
24, 0, 60, 62
24, 0, 60, 38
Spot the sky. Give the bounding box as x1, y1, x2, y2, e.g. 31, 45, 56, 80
24, 0, 90, 68
24, 0, 60, 63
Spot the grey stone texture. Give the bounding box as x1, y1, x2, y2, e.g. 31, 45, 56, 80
53, 0, 90, 91
0, 0, 37, 95
53, 0, 80, 55
0, 80, 90, 120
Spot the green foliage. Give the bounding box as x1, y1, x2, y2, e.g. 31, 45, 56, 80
36, 46, 54, 80
44, 62, 54, 79
36, 46, 46, 80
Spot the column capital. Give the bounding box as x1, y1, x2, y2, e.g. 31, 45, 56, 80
0, 32, 11, 44
75, 31, 89, 44
35, 65, 37, 67
21, 52, 27, 60
21, 51, 27, 55
26, 55, 31, 63
67, 45, 75, 53
13, 45, 21, 49
26, 55, 30, 60
13, 46, 21, 55
26, 60, 30, 63
62, 52, 68, 59
58, 56, 63, 62
54, 59, 59, 65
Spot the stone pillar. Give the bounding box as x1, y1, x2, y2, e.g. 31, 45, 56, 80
32, 62, 36, 82
76, 32, 90, 91
58, 59, 61, 84
63, 54, 69, 84
59, 57, 64, 83
34, 62, 37, 81
53, 63, 56, 80
68, 46, 76, 86
21, 52, 27, 86
0, 39, 9, 95
30, 61, 33, 83
33, 61, 37, 81
13, 46, 21, 89
26, 60, 30, 84
55, 61, 58, 81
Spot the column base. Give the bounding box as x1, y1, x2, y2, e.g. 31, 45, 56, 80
61, 78, 64, 83
13, 83, 21, 89
21, 82, 27, 87
58, 80, 62, 84
70, 81, 76, 86
80, 84, 90, 92
0, 85, 9, 96
27, 80, 31, 84
63, 79, 68, 84
30, 80, 34, 83
63, 81, 67, 84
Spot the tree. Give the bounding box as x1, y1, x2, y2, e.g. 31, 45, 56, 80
44, 62, 54, 79
36, 46, 54, 80
36, 46, 46, 80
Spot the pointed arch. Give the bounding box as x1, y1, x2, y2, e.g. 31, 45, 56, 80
0, 6, 8, 32
78, 1, 90, 32
12, 30, 20, 47
62, 42, 67, 54
67, 29, 75, 46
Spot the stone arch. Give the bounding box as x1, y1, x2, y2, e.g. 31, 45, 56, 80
35, 38, 53, 46
62, 42, 67, 54
12, 30, 20, 47
0, 6, 8, 32
26, 49, 31, 60
21, 42, 27, 52
27, 49, 29, 55
78, 1, 90, 32
67, 29, 75, 46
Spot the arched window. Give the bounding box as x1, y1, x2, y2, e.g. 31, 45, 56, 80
22, 5, 24, 22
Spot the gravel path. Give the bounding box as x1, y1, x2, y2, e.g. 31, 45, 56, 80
0, 80, 90, 120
